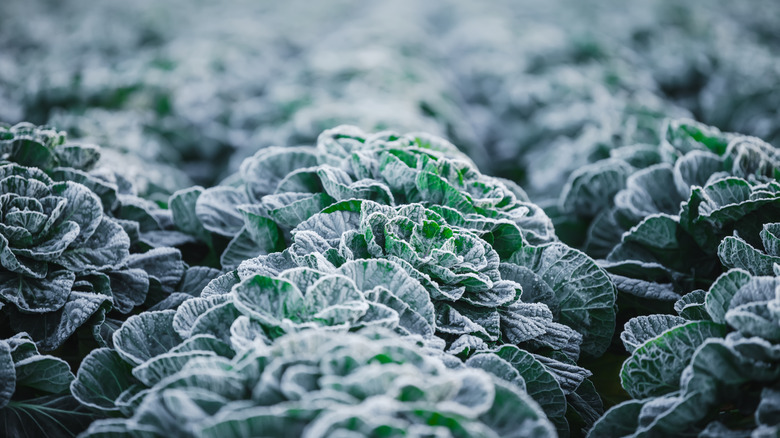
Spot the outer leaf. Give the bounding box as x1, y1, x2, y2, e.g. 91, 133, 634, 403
54, 144, 101, 170
560, 159, 632, 218
493, 345, 567, 431
173, 295, 231, 339
232, 275, 307, 328
681, 178, 780, 252
622, 214, 681, 251
0, 395, 95, 438
132, 351, 216, 387
221, 227, 268, 269
478, 378, 556, 438
241, 146, 319, 198
586, 399, 645, 438
188, 301, 242, 344
58, 216, 130, 272
614, 164, 684, 223
9, 290, 112, 351
169, 186, 209, 239
0, 269, 75, 313
674, 289, 710, 321
14, 354, 73, 394
178, 266, 222, 296
718, 235, 780, 276
726, 303, 780, 341
620, 320, 727, 399
672, 150, 724, 197
620, 315, 686, 353
195, 186, 249, 237
239, 206, 284, 253
265, 192, 335, 229
106, 268, 150, 314
113, 310, 182, 366
704, 269, 753, 324
50, 181, 103, 245
761, 223, 780, 257
567, 379, 604, 429
50, 168, 117, 213
126, 247, 184, 295
509, 243, 616, 357
7, 139, 53, 168
662, 118, 733, 158
71, 348, 138, 412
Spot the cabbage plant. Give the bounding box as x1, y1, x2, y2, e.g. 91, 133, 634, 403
179, 125, 555, 269
77, 329, 556, 438
148, 200, 611, 433
587, 217, 780, 437
0, 124, 220, 366
591, 261, 780, 436
0, 122, 101, 172
69, 259, 439, 415
72, 201, 615, 436
0, 163, 129, 350
280, 200, 616, 360
557, 119, 780, 306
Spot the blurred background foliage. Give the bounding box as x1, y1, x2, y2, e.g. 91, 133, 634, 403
1, 0, 778, 203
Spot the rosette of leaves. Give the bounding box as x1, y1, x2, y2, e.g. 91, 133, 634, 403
71, 197, 614, 435
557, 118, 779, 251
70, 257, 438, 415
286, 200, 615, 358
226, 199, 615, 434
0, 163, 131, 351
0, 121, 218, 298
182, 257, 438, 349
78, 329, 555, 438
0, 333, 96, 437
0, 128, 212, 355
0, 122, 132, 215
0, 122, 101, 171
602, 176, 780, 308
557, 119, 780, 305
558, 119, 751, 254
0, 121, 211, 265
590, 265, 780, 437
184, 125, 555, 269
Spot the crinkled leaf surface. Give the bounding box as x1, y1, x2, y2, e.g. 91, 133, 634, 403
509, 243, 616, 357
620, 320, 727, 399
71, 348, 138, 412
